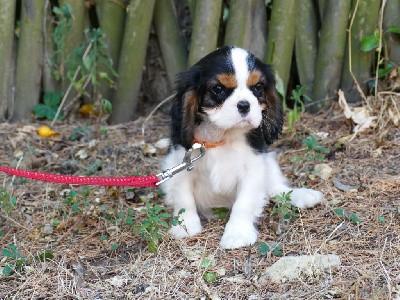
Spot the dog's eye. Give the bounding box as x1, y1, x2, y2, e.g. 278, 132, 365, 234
251, 82, 264, 97
212, 84, 225, 95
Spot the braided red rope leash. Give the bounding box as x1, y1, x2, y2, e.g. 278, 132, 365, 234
0, 143, 208, 188
0, 166, 159, 188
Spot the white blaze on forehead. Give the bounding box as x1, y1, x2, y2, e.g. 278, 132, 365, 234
230, 48, 249, 87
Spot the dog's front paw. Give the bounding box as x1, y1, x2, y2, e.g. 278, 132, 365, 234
290, 188, 324, 209
220, 221, 258, 249
168, 213, 203, 239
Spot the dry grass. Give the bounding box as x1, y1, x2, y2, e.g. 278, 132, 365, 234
0, 98, 399, 299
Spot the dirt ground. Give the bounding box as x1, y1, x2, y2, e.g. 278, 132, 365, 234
0, 98, 399, 299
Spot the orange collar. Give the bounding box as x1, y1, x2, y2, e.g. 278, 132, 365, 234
193, 138, 225, 149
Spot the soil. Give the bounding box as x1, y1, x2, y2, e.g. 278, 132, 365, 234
0, 99, 399, 299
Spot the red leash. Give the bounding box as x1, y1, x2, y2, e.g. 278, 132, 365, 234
0, 143, 206, 188
0, 166, 159, 187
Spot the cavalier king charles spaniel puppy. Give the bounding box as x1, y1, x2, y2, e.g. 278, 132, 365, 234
161, 46, 323, 249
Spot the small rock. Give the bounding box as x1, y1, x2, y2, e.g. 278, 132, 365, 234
42, 223, 53, 235
75, 149, 88, 160
141, 143, 157, 156
88, 139, 97, 149
154, 138, 170, 149
314, 164, 333, 180
316, 132, 329, 139
259, 254, 341, 284
106, 275, 127, 287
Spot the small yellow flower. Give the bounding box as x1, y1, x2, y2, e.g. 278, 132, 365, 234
37, 125, 55, 138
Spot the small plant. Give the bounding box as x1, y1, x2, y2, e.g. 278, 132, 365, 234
133, 203, 184, 253
0, 188, 17, 214
200, 258, 218, 284
33, 91, 63, 120
361, 25, 400, 78
258, 241, 283, 257
270, 191, 298, 222
287, 85, 312, 131
1, 244, 27, 276
333, 208, 361, 225
211, 207, 230, 222
302, 134, 330, 161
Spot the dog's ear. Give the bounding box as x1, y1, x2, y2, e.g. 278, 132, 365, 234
170, 67, 201, 149
260, 67, 283, 145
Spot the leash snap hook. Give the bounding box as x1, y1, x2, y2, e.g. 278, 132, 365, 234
156, 143, 205, 185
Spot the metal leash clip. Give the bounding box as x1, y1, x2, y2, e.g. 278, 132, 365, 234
156, 143, 206, 185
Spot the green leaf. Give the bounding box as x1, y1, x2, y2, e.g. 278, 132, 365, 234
349, 212, 361, 224
71, 203, 80, 212
148, 242, 157, 253
100, 234, 108, 241
200, 259, 213, 269
387, 25, 400, 34
125, 216, 134, 226
271, 244, 283, 257
361, 35, 379, 52
111, 244, 119, 250
378, 216, 385, 222
2, 264, 14, 276
211, 207, 230, 221
258, 242, 270, 256
203, 271, 217, 284
291, 156, 303, 163
0, 230, 4, 238
333, 208, 345, 217
82, 55, 93, 71
35, 250, 54, 261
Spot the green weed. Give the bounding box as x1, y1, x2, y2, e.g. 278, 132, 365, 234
258, 241, 283, 257
133, 203, 184, 253
33, 91, 63, 120
333, 208, 361, 225
292, 133, 330, 163
0, 188, 17, 214
287, 85, 312, 131
270, 191, 298, 222
361, 25, 400, 78
200, 258, 218, 284
1, 244, 27, 276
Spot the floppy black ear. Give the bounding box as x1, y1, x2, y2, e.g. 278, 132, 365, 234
170, 67, 201, 149
260, 67, 283, 145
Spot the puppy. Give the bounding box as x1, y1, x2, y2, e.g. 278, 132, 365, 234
161, 46, 323, 249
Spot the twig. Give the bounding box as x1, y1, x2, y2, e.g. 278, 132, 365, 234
347, 0, 368, 106
51, 43, 93, 127
374, 0, 388, 98
141, 93, 176, 142
379, 237, 392, 295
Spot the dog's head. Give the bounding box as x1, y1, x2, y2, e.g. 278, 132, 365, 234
171, 46, 282, 149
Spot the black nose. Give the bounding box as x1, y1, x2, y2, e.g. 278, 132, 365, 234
237, 100, 250, 115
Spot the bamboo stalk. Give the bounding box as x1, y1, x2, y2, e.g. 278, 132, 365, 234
0, 0, 17, 120
312, 0, 352, 111
59, 0, 86, 91
295, 0, 318, 98
224, 0, 252, 48
110, 0, 156, 124
188, 0, 222, 66
248, 0, 268, 59
265, 0, 299, 93
96, 0, 126, 100
13, 0, 46, 121
384, 0, 400, 65
154, 0, 187, 85
341, 0, 381, 103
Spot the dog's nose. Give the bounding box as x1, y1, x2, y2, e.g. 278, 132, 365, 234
237, 100, 250, 115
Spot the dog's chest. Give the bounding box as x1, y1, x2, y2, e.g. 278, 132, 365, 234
192, 143, 253, 202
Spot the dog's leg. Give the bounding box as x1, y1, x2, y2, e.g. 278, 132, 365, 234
263, 152, 324, 209
220, 157, 268, 249
162, 148, 203, 238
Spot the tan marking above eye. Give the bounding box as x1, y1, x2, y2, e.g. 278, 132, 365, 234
216, 74, 237, 89
247, 70, 262, 87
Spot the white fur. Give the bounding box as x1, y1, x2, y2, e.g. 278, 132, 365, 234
161, 48, 324, 249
